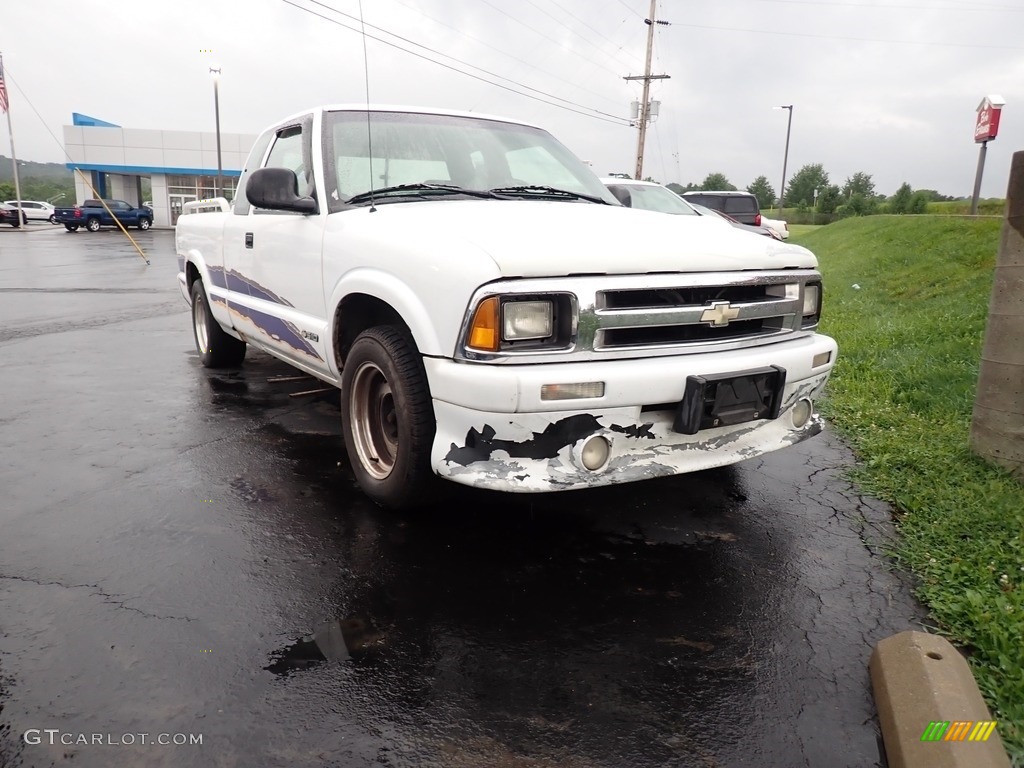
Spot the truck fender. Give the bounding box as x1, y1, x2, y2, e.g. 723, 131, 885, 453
326, 269, 445, 375
180, 250, 234, 331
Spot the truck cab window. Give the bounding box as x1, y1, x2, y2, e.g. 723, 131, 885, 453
266, 127, 312, 198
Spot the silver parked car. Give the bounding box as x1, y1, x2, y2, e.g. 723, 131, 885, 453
599, 179, 781, 240
4, 200, 57, 224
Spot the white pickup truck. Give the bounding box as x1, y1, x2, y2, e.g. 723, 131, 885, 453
176, 105, 837, 509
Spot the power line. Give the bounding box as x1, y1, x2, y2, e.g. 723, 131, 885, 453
528, 0, 644, 70
384, 0, 625, 108
674, 21, 1024, 50
615, 0, 645, 18
475, 0, 629, 81
282, 0, 633, 125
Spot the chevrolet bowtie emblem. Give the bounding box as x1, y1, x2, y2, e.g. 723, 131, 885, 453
701, 301, 741, 327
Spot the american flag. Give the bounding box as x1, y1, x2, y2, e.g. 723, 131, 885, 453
0, 58, 8, 114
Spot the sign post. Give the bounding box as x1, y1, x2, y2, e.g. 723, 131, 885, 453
971, 94, 1005, 215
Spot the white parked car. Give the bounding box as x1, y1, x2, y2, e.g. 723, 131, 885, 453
760, 214, 790, 239
4, 200, 57, 224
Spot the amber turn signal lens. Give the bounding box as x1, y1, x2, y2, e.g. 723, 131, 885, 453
468, 296, 500, 352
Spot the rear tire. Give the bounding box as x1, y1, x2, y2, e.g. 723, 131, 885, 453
64, 224, 79, 232
190, 279, 246, 368
86, 217, 101, 232
341, 326, 436, 509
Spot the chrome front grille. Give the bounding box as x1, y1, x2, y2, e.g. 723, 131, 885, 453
592, 282, 799, 351
457, 270, 821, 363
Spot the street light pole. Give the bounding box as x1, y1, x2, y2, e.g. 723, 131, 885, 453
774, 105, 793, 215
209, 66, 223, 199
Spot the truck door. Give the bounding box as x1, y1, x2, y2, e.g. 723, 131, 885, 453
222, 116, 330, 376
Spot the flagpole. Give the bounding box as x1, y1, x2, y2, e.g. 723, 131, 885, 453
1, 53, 24, 225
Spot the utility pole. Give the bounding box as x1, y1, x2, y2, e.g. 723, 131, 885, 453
624, 0, 669, 180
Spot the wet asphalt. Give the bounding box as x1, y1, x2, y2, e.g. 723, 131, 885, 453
0, 225, 927, 768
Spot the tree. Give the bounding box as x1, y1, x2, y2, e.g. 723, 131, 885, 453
746, 176, 776, 209
700, 172, 736, 191
908, 191, 929, 214
846, 192, 879, 216
914, 189, 954, 202
816, 184, 841, 214
889, 183, 913, 214
785, 164, 829, 209
842, 172, 875, 200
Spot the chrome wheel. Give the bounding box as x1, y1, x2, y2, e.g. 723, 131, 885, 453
139, 217, 151, 231
348, 361, 398, 480
193, 291, 210, 354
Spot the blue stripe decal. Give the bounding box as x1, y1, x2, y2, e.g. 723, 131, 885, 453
227, 269, 294, 307
226, 271, 251, 296
206, 266, 228, 290
231, 304, 322, 361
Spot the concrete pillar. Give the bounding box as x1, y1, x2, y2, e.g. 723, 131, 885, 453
971, 150, 1024, 479
150, 174, 170, 228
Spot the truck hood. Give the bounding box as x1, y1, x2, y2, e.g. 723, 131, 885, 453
364, 199, 817, 276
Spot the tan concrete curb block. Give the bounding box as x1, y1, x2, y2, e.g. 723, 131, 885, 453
870, 631, 1011, 768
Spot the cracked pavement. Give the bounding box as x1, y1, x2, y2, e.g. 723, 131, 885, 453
0, 228, 926, 767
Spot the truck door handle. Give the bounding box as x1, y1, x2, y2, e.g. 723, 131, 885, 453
245, 233, 254, 248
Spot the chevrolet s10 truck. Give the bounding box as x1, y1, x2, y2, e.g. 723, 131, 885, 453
175, 105, 837, 509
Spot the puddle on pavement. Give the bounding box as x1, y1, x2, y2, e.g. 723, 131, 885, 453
264, 616, 384, 676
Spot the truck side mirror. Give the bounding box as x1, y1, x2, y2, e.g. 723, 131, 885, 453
247, 167, 317, 214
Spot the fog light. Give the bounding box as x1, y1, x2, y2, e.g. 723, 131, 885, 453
812, 351, 832, 368
580, 436, 611, 471
541, 382, 605, 401
791, 398, 813, 428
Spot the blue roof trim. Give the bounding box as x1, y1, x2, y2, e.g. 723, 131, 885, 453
65, 163, 242, 177
72, 113, 120, 128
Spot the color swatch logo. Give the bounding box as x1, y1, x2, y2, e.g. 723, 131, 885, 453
921, 721, 998, 742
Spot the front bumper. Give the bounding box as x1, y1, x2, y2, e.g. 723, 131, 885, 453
426, 333, 836, 492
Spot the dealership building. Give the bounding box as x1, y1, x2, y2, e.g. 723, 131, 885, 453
63, 113, 258, 227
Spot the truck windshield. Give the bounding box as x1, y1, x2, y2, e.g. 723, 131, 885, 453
324, 110, 617, 208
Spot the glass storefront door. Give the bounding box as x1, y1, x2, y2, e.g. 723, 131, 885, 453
169, 194, 197, 225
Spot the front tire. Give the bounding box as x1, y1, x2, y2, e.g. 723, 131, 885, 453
190, 279, 246, 368
85, 217, 101, 232
341, 326, 436, 509
49, 214, 58, 224
64, 224, 79, 232
138, 217, 151, 231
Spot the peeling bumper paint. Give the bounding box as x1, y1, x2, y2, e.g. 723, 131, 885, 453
431, 368, 832, 492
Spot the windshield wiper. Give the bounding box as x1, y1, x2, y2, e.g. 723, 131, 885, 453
487, 185, 609, 204
345, 183, 499, 205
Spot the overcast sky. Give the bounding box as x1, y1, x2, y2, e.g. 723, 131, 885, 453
2, 0, 1022, 198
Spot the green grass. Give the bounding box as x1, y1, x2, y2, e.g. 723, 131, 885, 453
793, 216, 1024, 761
786, 224, 822, 238
927, 199, 1006, 216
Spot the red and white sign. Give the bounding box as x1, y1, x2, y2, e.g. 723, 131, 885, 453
975, 95, 1005, 143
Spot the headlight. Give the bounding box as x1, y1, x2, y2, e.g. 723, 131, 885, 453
802, 282, 822, 326
503, 300, 553, 341
465, 293, 576, 354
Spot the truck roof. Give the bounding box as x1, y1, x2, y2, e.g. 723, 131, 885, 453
266, 104, 543, 133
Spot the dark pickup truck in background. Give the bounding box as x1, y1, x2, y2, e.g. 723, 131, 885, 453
54, 199, 153, 232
